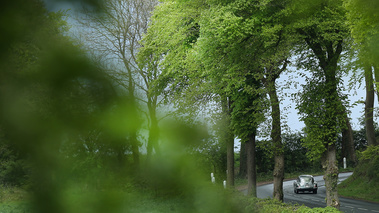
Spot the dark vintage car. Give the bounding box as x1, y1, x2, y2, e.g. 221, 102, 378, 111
293, 175, 318, 194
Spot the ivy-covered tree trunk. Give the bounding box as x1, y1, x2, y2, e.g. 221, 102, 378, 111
323, 60, 341, 209
246, 132, 257, 197
364, 65, 377, 146
323, 143, 339, 208
298, 16, 345, 204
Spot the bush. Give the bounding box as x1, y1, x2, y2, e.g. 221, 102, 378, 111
338, 145, 379, 202
0, 160, 29, 186
0, 141, 30, 187
357, 145, 379, 180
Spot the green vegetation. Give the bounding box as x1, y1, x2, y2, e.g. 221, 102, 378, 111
0, 0, 378, 212
0, 186, 343, 213
339, 145, 379, 203
0, 186, 30, 213
250, 199, 341, 213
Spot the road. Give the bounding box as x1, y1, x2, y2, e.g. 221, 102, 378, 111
242, 172, 379, 213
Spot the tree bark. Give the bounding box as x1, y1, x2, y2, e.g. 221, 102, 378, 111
146, 99, 160, 161
226, 129, 234, 187
322, 62, 340, 209
221, 95, 234, 187
226, 137, 234, 187
246, 132, 257, 197
268, 82, 284, 201
341, 117, 357, 165
373, 65, 379, 102
323, 144, 340, 209
364, 65, 376, 146
239, 141, 247, 178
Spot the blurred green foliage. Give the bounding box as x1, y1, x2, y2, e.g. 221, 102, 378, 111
0, 1, 255, 212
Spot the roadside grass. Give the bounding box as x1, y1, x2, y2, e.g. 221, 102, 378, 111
249, 198, 340, 213
338, 177, 379, 203
0, 184, 342, 213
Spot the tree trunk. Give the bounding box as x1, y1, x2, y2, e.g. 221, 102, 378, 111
146, 100, 160, 161
322, 60, 340, 209
221, 95, 234, 187
365, 65, 376, 146
226, 130, 234, 187
373, 65, 379, 102
128, 71, 139, 167
323, 144, 340, 209
268, 83, 284, 201
341, 117, 357, 165
239, 141, 247, 178
246, 132, 257, 197
273, 154, 284, 200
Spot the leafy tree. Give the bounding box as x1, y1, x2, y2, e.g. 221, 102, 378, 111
138, 0, 240, 184
196, 0, 291, 200
0, 1, 280, 212
231, 74, 265, 195
140, 1, 294, 199
344, 0, 379, 82
344, 0, 379, 147
290, 0, 350, 208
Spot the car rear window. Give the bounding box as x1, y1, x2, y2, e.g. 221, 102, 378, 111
300, 177, 312, 183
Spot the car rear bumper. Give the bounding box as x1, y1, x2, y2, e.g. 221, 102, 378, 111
296, 187, 317, 191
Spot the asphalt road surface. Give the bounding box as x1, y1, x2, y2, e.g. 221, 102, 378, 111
242, 172, 379, 213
